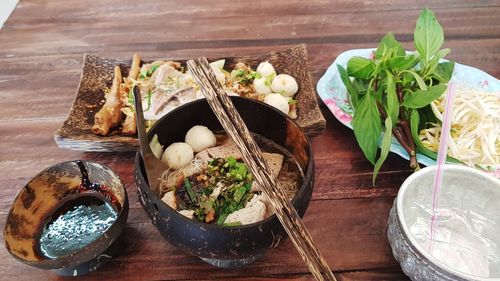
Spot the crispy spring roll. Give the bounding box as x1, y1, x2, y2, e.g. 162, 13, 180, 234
92, 66, 123, 136
121, 53, 141, 135
128, 53, 141, 80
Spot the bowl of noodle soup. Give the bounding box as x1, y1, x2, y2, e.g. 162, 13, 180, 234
134, 96, 314, 268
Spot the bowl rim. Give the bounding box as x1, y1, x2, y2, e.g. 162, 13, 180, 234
3, 160, 129, 269
396, 164, 500, 280
136, 96, 314, 230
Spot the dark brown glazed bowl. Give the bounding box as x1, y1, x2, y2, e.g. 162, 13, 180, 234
134, 96, 314, 268
3, 160, 128, 276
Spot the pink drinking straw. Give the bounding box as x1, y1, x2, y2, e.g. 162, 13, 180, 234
429, 82, 456, 252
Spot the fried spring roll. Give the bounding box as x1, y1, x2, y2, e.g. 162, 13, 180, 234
128, 53, 141, 80
121, 53, 141, 135
92, 66, 123, 136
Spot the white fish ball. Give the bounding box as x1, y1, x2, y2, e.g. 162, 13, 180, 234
256, 61, 276, 78
271, 74, 298, 97
264, 93, 289, 114
253, 77, 272, 95
185, 125, 217, 152
161, 142, 194, 169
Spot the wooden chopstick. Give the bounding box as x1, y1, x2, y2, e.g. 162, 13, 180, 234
187, 58, 336, 281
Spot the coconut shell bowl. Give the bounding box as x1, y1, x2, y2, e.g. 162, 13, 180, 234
135, 96, 315, 268
3, 160, 129, 276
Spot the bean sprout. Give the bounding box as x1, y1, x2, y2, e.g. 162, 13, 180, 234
419, 84, 500, 167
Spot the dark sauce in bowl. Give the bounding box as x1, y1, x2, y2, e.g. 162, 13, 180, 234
39, 197, 117, 258
38, 161, 119, 259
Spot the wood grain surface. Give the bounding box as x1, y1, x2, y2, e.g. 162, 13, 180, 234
0, 0, 498, 280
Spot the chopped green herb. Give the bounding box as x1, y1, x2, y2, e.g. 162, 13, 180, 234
139, 64, 160, 80
232, 69, 245, 78
216, 213, 228, 225
144, 90, 153, 111
223, 221, 242, 227
231, 68, 257, 84
233, 185, 248, 203
264, 73, 276, 86
184, 179, 196, 203
127, 85, 135, 108
176, 156, 254, 225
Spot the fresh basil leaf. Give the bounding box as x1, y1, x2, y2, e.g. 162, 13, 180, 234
434, 48, 450, 60
352, 94, 381, 164
401, 70, 427, 90
433, 61, 455, 83
352, 79, 368, 95
375, 42, 387, 60
409, 109, 462, 164
350, 92, 359, 109
373, 117, 393, 185
410, 109, 436, 159
372, 61, 384, 77
337, 65, 357, 96
403, 84, 446, 109
388, 54, 419, 71
347, 56, 375, 79
433, 48, 450, 61
338, 64, 360, 108
418, 105, 438, 126
385, 71, 399, 126
424, 48, 451, 77
375, 33, 405, 58
414, 8, 444, 63
401, 72, 414, 88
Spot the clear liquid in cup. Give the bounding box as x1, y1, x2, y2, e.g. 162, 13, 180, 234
403, 176, 500, 279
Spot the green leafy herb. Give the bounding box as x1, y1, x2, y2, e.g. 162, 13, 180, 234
388, 54, 419, 71
402, 85, 447, 109
372, 117, 393, 185
139, 63, 160, 80
184, 179, 196, 203
223, 221, 242, 227
264, 73, 276, 86
181, 156, 255, 225
433, 61, 455, 83
231, 68, 257, 84
144, 90, 153, 111
351, 94, 381, 164
375, 33, 405, 58
347, 57, 375, 79
339, 9, 454, 184
414, 8, 444, 65
337, 65, 359, 107
401, 70, 428, 90
410, 109, 462, 164
127, 85, 135, 108
385, 71, 399, 126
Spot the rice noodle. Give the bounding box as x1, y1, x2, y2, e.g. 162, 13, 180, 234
419, 83, 500, 168
159, 157, 206, 193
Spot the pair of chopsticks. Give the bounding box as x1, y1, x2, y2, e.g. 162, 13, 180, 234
186, 58, 336, 281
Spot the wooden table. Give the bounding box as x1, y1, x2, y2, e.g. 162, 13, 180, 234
0, 1, 498, 280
